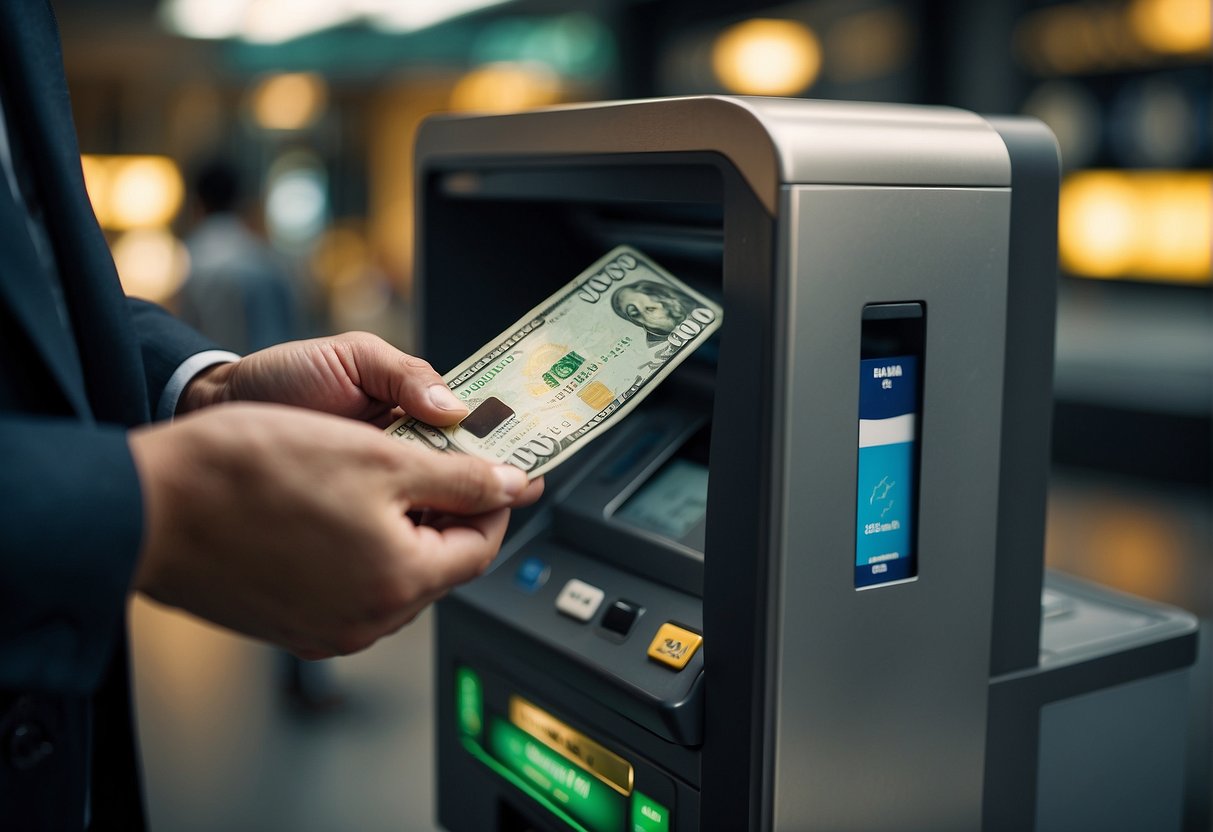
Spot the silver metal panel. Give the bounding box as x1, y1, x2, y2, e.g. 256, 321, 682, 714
740, 97, 1011, 190
414, 97, 1012, 215
771, 184, 1011, 830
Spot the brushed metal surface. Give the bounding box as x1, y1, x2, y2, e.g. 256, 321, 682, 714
769, 184, 1011, 831
415, 96, 1013, 215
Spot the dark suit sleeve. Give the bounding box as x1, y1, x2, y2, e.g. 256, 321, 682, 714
0, 416, 143, 695
126, 297, 227, 414
0, 303, 225, 694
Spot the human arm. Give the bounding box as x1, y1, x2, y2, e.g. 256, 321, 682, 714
129, 329, 542, 657
127, 403, 532, 658
0, 418, 143, 694
173, 330, 472, 428
0, 314, 539, 681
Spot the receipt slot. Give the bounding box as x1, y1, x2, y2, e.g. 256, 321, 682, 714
415, 98, 1197, 831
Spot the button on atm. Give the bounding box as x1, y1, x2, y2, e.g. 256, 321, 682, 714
646, 624, 702, 671
419, 98, 1198, 831
599, 600, 642, 639
555, 579, 606, 623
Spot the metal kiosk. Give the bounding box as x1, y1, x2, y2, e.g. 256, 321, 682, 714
414, 98, 1198, 832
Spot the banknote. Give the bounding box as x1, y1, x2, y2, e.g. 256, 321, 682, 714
385, 246, 721, 477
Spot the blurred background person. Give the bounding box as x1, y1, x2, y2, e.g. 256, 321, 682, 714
177, 157, 303, 354
180, 159, 345, 713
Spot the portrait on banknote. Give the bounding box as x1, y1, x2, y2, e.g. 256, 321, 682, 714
609, 280, 697, 343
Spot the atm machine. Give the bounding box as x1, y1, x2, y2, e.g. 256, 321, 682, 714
413, 98, 1198, 832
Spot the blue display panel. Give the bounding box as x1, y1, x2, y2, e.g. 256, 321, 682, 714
856, 354, 919, 588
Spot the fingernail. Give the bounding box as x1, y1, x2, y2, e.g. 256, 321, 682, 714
428, 384, 466, 413
493, 465, 527, 497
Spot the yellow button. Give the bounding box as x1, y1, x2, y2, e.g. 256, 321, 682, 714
646, 623, 703, 670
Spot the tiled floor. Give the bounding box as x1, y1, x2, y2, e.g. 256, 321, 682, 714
132, 468, 1212, 831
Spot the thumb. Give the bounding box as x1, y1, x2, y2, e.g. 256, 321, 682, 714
343, 334, 469, 426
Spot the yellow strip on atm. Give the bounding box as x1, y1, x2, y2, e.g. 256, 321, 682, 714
509, 696, 634, 796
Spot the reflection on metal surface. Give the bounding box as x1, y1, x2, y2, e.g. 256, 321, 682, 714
509, 696, 633, 796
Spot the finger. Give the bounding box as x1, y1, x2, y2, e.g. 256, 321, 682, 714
342, 334, 469, 426
511, 476, 545, 508
393, 446, 528, 515
407, 507, 510, 591
379, 586, 450, 637
413, 471, 543, 513
371, 406, 408, 430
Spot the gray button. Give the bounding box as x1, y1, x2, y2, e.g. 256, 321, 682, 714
555, 579, 605, 622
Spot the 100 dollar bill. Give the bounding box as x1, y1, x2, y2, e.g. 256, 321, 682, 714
385, 246, 721, 477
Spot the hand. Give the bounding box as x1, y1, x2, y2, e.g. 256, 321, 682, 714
129, 403, 538, 658
179, 331, 470, 429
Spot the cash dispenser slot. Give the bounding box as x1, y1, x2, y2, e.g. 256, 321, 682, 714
421, 158, 727, 380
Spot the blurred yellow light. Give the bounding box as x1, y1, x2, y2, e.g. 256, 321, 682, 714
81, 155, 184, 231
1089, 508, 1183, 601
111, 229, 191, 303
1059, 170, 1212, 283
712, 18, 821, 96
110, 157, 185, 229
1130, 0, 1212, 54
1135, 174, 1213, 280
250, 72, 328, 131
1059, 172, 1139, 277
448, 62, 562, 114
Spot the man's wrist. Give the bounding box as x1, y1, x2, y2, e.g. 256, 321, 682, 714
156, 350, 242, 419
177, 360, 237, 414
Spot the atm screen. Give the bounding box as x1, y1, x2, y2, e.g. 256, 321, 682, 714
615, 453, 709, 552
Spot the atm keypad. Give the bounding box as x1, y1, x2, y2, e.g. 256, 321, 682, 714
646, 623, 702, 670
555, 579, 605, 622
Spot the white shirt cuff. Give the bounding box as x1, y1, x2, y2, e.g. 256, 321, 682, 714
156, 350, 242, 420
